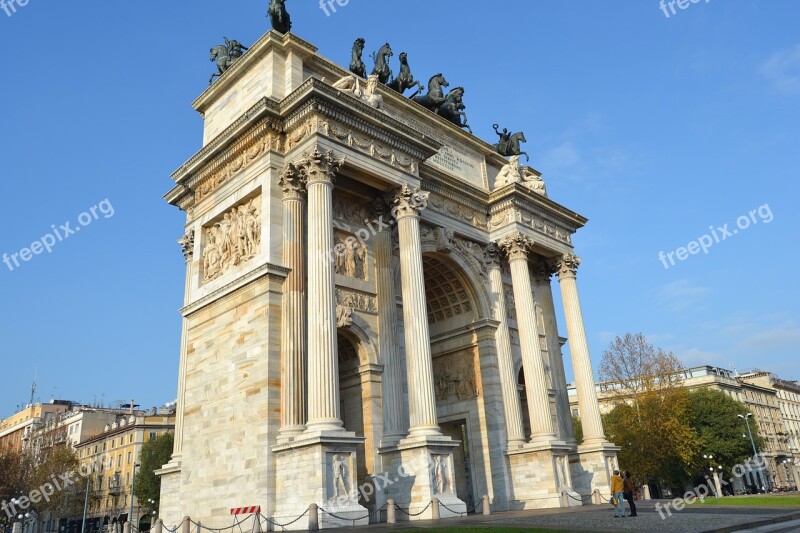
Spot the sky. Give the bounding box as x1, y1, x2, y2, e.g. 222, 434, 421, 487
0, 1, 798, 417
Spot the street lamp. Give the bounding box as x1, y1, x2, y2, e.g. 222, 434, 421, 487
129, 464, 140, 532
738, 413, 768, 493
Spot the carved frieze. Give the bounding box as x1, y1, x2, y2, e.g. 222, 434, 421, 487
504, 284, 517, 322
325, 121, 417, 173
336, 288, 377, 314
489, 207, 572, 245
332, 193, 375, 227
432, 349, 482, 402
427, 192, 488, 229
202, 196, 262, 283
193, 120, 280, 202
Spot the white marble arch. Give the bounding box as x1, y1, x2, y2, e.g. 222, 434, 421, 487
337, 313, 380, 366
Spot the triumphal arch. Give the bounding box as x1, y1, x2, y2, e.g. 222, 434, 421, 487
158, 19, 618, 530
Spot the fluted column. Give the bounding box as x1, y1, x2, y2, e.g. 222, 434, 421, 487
374, 199, 407, 444
553, 254, 606, 445
172, 230, 195, 458
278, 164, 307, 440
486, 244, 527, 448
500, 233, 556, 443
533, 262, 574, 444
392, 185, 441, 438
299, 148, 346, 433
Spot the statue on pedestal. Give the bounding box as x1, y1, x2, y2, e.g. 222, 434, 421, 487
332, 74, 384, 110
268, 0, 292, 34
349, 38, 367, 78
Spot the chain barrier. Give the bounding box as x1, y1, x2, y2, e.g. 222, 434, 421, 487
188, 514, 254, 533
594, 489, 611, 503
318, 507, 371, 527
394, 501, 431, 518
438, 499, 473, 517
259, 509, 309, 531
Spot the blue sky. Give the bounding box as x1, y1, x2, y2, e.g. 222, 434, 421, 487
0, 1, 798, 416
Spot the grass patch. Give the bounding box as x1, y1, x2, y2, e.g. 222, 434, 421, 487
696, 495, 800, 507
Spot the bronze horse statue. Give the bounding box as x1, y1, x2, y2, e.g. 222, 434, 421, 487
349, 38, 366, 78
412, 73, 448, 111
438, 87, 472, 133
209, 38, 249, 85
387, 52, 424, 95
370, 43, 393, 85
493, 124, 529, 161
268, 0, 291, 34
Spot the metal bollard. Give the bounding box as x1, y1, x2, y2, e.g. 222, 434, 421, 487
181, 516, 191, 533
431, 498, 440, 520
386, 499, 396, 524
482, 495, 491, 515
153, 520, 163, 533
308, 504, 319, 532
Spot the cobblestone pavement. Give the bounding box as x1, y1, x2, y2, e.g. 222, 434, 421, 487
334, 501, 800, 532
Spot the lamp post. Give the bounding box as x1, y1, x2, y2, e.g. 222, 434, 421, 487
80, 476, 92, 533
129, 464, 140, 533
738, 413, 767, 493
703, 454, 723, 497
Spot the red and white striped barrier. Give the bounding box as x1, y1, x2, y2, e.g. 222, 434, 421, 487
230, 506, 261, 515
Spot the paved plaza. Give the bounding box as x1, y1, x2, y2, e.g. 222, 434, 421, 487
328, 501, 800, 532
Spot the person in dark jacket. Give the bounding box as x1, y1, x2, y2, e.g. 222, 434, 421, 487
623, 471, 638, 517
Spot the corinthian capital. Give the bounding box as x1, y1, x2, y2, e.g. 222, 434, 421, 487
484, 242, 503, 269
294, 147, 345, 186
390, 184, 429, 220
499, 233, 532, 262
278, 162, 306, 200
532, 261, 556, 285
552, 253, 581, 279
178, 230, 195, 262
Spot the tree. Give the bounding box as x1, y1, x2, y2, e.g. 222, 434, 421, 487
686, 388, 765, 476
599, 333, 699, 487
133, 433, 174, 515
0, 446, 28, 528
572, 415, 584, 445
27, 446, 86, 521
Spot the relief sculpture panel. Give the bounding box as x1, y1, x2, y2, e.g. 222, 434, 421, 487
202, 196, 261, 283
433, 349, 482, 402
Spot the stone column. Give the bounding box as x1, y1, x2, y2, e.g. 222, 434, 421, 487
391, 184, 441, 438
278, 164, 307, 440
500, 233, 556, 443
485, 244, 526, 448
299, 148, 346, 433
172, 230, 195, 458
533, 262, 574, 444
374, 199, 406, 444
553, 254, 606, 445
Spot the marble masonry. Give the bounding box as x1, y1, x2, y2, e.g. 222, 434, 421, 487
158, 27, 619, 530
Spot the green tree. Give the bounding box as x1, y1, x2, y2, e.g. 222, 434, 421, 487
686, 388, 766, 475
133, 433, 174, 514
599, 333, 699, 487
572, 415, 584, 445
0, 446, 28, 527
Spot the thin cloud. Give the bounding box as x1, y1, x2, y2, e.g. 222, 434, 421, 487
657, 279, 711, 313
761, 44, 800, 95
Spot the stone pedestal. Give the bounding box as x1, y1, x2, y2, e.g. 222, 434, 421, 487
272, 434, 369, 530
379, 437, 467, 520
507, 443, 580, 509
569, 442, 621, 500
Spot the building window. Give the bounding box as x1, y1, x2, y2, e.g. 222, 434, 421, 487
118, 455, 122, 468
149, 432, 157, 441
572, 409, 579, 417
128, 451, 132, 464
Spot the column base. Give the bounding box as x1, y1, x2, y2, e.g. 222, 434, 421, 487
276, 425, 307, 444
570, 442, 621, 501
272, 434, 368, 530
379, 435, 467, 520
506, 442, 578, 509
155, 455, 183, 527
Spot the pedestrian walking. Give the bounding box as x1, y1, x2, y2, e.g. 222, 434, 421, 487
610, 469, 626, 518
623, 471, 638, 517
